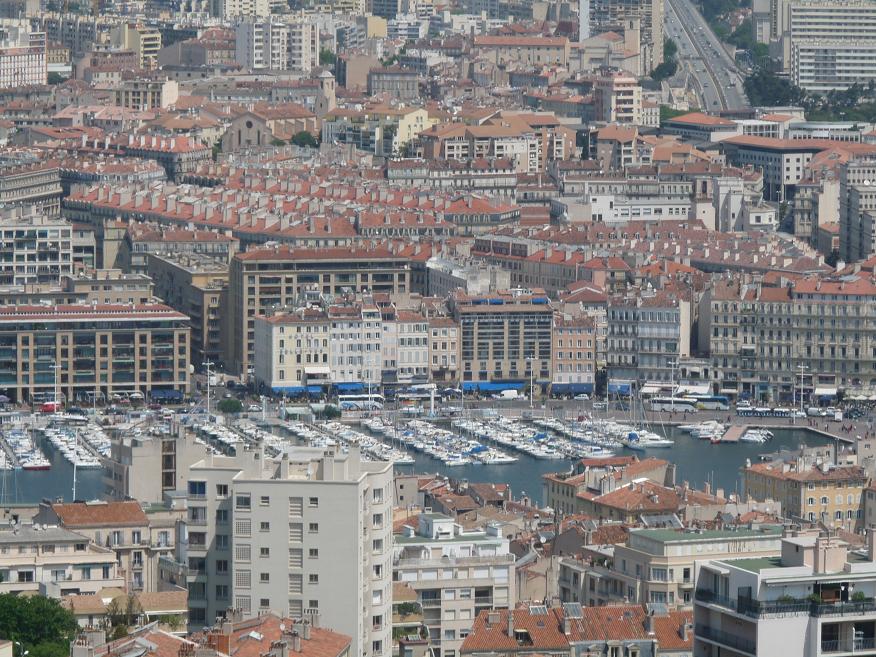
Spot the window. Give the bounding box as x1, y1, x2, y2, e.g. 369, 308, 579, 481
235, 570, 251, 588
259, 598, 270, 608
216, 584, 229, 600
235, 520, 251, 537
260, 547, 270, 558
236, 495, 251, 510
308, 497, 318, 507
821, 496, 829, 505
309, 574, 319, 584
808, 497, 816, 506
309, 548, 319, 558
216, 484, 228, 498
260, 573, 270, 583
235, 545, 251, 562
308, 600, 319, 609
216, 509, 229, 524
260, 496, 270, 506
260, 521, 270, 532
308, 523, 319, 533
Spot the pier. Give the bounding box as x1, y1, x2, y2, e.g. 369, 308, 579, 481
720, 425, 747, 443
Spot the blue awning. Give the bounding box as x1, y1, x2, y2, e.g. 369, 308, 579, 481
306, 385, 323, 394
462, 382, 525, 392
608, 381, 632, 395
335, 382, 364, 392
273, 386, 306, 395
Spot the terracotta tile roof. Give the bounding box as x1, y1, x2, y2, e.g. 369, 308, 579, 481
205, 613, 350, 657
393, 582, 418, 603
52, 501, 148, 527
667, 112, 736, 127
136, 590, 188, 614
473, 35, 568, 47
461, 608, 568, 653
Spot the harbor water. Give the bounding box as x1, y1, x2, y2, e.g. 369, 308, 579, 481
393, 425, 833, 505
0, 422, 834, 506
1, 433, 104, 504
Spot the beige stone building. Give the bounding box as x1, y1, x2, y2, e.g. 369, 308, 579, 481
146, 252, 228, 367
744, 461, 867, 531
428, 316, 460, 384
226, 246, 412, 377
0, 303, 189, 405
35, 500, 175, 593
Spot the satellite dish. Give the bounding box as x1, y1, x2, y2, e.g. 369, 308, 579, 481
279, 624, 286, 632
865, 180, 871, 186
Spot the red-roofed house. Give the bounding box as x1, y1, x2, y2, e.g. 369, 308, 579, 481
461, 605, 693, 657
37, 500, 171, 594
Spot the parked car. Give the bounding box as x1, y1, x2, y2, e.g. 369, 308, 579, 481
573, 393, 590, 401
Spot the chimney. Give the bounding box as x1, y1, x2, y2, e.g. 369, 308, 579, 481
291, 632, 301, 653
644, 610, 654, 634
681, 622, 690, 642
507, 611, 514, 638
302, 621, 311, 640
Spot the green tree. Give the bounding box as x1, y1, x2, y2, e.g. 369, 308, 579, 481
218, 398, 243, 414
743, 68, 805, 106
290, 131, 318, 148
319, 48, 336, 66
660, 105, 690, 123
0, 595, 78, 657
47, 72, 67, 85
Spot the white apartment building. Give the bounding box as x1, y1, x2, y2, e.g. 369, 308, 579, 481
230, 445, 393, 657
0, 208, 73, 286
791, 40, 876, 92
235, 19, 289, 71
220, 0, 269, 19
252, 311, 332, 393
694, 531, 876, 657
395, 311, 429, 384
286, 18, 319, 72
607, 290, 691, 385
559, 526, 784, 609
170, 441, 393, 657
0, 24, 46, 88
0, 524, 125, 597
772, 0, 876, 73
329, 304, 382, 387
393, 513, 516, 657
840, 158, 876, 262
593, 72, 643, 125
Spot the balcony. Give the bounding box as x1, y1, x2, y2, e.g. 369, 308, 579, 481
821, 638, 876, 653
695, 589, 876, 618
697, 625, 756, 656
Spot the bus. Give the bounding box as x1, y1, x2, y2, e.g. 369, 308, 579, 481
338, 394, 385, 411
646, 397, 698, 413
397, 384, 437, 404
684, 394, 730, 411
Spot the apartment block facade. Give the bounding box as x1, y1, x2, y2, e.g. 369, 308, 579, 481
705, 274, 876, 401
226, 246, 412, 377
168, 442, 392, 657
559, 527, 783, 609
393, 513, 516, 657
450, 290, 553, 388
694, 531, 876, 657
0, 303, 190, 404
0, 524, 124, 597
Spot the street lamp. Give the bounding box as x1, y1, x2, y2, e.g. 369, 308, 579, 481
50, 362, 61, 414
798, 364, 809, 415
526, 356, 534, 410
204, 360, 214, 416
